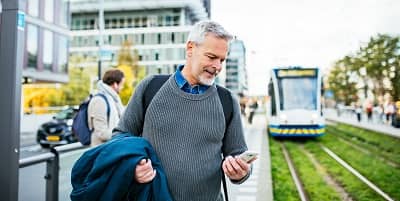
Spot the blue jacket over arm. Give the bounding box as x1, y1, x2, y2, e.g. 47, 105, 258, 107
70, 133, 172, 201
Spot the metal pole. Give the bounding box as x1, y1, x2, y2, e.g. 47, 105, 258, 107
45, 148, 60, 201
98, 0, 104, 80
0, 0, 26, 200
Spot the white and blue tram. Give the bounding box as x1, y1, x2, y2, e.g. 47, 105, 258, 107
267, 67, 325, 137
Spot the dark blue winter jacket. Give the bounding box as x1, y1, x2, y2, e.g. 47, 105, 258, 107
70, 133, 172, 201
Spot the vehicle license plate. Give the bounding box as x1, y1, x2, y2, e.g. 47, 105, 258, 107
47, 136, 60, 141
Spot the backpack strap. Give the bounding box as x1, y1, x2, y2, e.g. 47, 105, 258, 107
95, 93, 111, 125
143, 74, 170, 113
216, 85, 233, 129
216, 85, 233, 201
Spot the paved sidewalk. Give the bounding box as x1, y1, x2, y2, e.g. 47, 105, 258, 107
227, 113, 273, 201
324, 108, 400, 138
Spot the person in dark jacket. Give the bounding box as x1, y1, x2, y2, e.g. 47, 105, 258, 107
70, 133, 172, 201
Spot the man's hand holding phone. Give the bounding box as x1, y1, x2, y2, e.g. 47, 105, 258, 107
222, 151, 258, 181
238, 150, 258, 163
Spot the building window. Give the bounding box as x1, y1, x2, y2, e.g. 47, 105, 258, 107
142, 16, 148, 27
43, 30, 54, 71
27, 0, 39, 17
111, 18, 117, 28
148, 15, 157, 27
59, 0, 69, 27
58, 35, 68, 73
127, 18, 133, 28
134, 17, 140, 28
89, 19, 95, 29
44, 0, 54, 23
166, 16, 172, 26
119, 18, 125, 28
26, 24, 38, 69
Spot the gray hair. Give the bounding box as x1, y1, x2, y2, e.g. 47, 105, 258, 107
187, 20, 233, 45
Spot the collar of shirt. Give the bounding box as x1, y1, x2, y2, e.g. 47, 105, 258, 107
175, 65, 209, 94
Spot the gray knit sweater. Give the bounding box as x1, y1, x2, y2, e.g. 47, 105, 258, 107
115, 74, 248, 201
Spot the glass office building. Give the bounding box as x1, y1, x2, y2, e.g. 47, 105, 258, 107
22, 0, 70, 83
225, 38, 248, 95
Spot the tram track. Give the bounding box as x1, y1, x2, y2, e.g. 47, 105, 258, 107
321, 145, 395, 201
281, 142, 308, 201
272, 135, 398, 201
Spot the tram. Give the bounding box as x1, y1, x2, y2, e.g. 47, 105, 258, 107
267, 66, 325, 137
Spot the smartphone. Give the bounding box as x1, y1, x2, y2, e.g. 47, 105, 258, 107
239, 151, 259, 163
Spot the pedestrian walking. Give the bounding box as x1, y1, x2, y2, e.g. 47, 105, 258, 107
113, 20, 255, 201
366, 102, 373, 122
248, 98, 258, 124
88, 69, 125, 146
355, 105, 362, 122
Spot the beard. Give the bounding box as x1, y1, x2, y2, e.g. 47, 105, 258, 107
199, 75, 215, 86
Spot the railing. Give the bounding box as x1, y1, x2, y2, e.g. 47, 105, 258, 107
19, 142, 87, 201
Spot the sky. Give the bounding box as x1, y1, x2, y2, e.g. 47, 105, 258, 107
211, 0, 400, 95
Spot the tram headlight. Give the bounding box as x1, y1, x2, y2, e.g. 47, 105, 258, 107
311, 113, 318, 119
279, 114, 287, 121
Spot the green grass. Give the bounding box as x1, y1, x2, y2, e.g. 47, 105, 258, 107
327, 126, 400, 166
284, 141, 341, 201
331, 123, 400, 163
304, 140, 386, 201
318, 133, 400, 200
269, 137, 300, 201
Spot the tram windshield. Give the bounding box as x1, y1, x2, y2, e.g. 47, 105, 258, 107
278, 77, 317, 110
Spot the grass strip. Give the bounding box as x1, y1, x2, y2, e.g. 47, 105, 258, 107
284, 141, 341, 201
304, 140, 386, 201
318, 134, 400, 200
333, 123, 400, 158
269, 137, 300, 201
327, 126, 400, 165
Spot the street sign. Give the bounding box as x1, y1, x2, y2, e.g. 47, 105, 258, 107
100, 49, 113, 61
17, 11, 25, 31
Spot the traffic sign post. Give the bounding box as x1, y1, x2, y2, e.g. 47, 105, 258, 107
0, 0, 26, 200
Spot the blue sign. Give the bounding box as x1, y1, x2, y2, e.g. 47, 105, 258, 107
17, 11, 25, 30
100, 50, 113, 61
324, 90, 334, 98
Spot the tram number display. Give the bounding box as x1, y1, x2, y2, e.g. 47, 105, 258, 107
277, 69, 317, 77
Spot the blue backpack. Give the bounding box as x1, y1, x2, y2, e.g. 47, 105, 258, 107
72, 93, 110, 145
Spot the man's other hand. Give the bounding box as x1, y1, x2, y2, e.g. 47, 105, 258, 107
135, 159, 156, 183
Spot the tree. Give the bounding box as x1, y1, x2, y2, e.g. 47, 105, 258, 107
327, 58, 358, 105
328, 34, 400, 103
116, 40, 146, 105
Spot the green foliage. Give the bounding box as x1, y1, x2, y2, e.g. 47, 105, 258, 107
116, 40, 146, 105
60, 67, 91, 105
319, 132, 400, 200
327, 60, 359, 105
269, 137, 300, 201
285, 141, 341, 201
326, 124, 400, 164
328, 34, 400, 102
304, 141, 386, 201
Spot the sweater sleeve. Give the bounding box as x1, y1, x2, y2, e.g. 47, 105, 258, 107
113, 76, 154, 136
222, 93, 248, 156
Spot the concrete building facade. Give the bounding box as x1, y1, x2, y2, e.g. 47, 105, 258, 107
69, 0, 210, 75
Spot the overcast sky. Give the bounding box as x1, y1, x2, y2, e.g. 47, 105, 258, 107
211, 0, 400, 95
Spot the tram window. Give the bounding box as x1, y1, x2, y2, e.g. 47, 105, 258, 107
268, 80, 276, 115
278, 77, 317, 110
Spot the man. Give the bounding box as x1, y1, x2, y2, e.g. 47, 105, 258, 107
88, 69, 125, 146
114, 20, 254, 201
